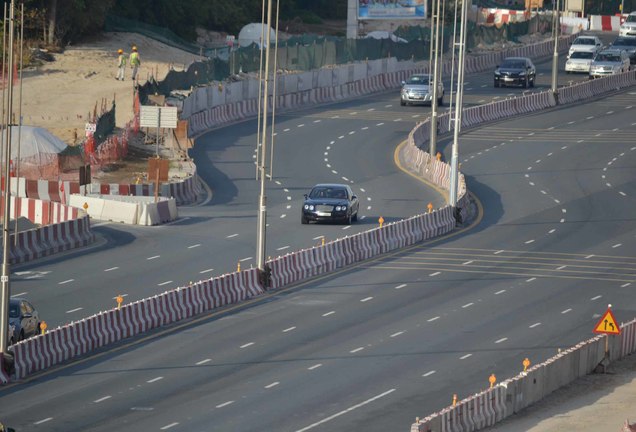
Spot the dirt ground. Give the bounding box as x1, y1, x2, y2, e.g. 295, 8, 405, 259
22, 31, 636, 430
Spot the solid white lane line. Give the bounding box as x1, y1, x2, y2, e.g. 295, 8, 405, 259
58, 279, 74, 285
427, 316, 440, 322
460, 354, 473, 360
199, 268, 214, 274
591, 295, 602, 301
283, 327, 296, 333
294, 389, 396, 432
94, 396, 112, 403
526, 277, 536, 282
147, 255, 160, 260
495, 337, 508, 344
422, 370, 436, 377
188, 244, 201, 249
66, 307, 83, 314
429, 271, 441, 276
462, 303, 474, 308
226, 234, 238, 238
529, 322, 541, 328
390, 331, 404, 338
216, 401, 234, 408
395, 284, 406, 289
157, 281, 173, 286
104, 267, 119, 272
360, 297, 373, 302
308, 364, 322, 370
240, 342, 254, 349
350, 347, 365, 353
147, 377, 163, 383
160, 423, 179, 430
196, 359, 212, 365
323, 311, 335, 317
240, 257, 253, 262
495, 290, 506, 295
265, 382, 280, 389
562, 308, 572, 314
34, 418, 53, 425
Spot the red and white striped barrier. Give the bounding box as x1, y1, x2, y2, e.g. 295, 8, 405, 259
590, 15, 622, 32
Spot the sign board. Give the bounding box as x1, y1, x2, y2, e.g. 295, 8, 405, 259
148, 158, 169, 182
565, 0, 583, 12
593, 308, 621, 335
525, 0, 544, 8
358, 0, 426, 20
140, 106, 178, 129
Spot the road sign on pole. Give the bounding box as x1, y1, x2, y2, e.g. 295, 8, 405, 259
593, 308, 621, 335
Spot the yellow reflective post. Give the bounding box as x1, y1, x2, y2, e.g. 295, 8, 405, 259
116, 295, 124, 310
452, 394, 457, 406
40, 321, 47, 335
489, 374, 496, 388
83, 202, 89, 211
436, 152, 442, 161
523, 358, 531, 372
427, 202, 433, 213
378, 216, 384, 227
321, 237, 325, 246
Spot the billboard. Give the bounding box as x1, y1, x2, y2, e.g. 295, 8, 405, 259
358, 0, 426, 20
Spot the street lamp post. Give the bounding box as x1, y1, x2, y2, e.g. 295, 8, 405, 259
429, 0, 442, 156
551, 0, 560, 97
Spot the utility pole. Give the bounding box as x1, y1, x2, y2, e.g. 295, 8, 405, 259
551, 0, 560, 98
429, 0, 442, 156
449, 0, 469, 207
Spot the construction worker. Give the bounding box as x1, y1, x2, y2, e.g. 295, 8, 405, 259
116, 49, 126, 81
130, 46, 141, 81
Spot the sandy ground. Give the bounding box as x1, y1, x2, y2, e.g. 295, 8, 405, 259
19, 31, 636, 431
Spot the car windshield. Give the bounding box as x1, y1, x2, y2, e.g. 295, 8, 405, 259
574, 38, 595, 45
9, 303, 19, 318
309, 187, 348, 199
570, 51, 594, 59
501, 60, 525, 69
614, 38, 636, 46
596, 53, 620, 62
406, 75, 430, 85
627, 15, 636, 23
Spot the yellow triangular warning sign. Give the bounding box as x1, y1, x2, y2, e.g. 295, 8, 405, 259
593, 308, 621, 335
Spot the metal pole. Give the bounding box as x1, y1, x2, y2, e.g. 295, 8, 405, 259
1, 0, 16, 357
429, 0, 442, 156
449, 0, 469, 207
255, 0, 266, 180
268, 0, 280, 179
551, 0, 560, 95
1, 3, 7, 179
13, 2, 22, 245
256, 0, 273, 271
156, 108, 160, 157
448, 0, 459, 132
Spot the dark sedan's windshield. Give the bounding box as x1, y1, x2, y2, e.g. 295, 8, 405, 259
406, 75, 430, 85
596, 53, 620, 62
309, 187, 348, 199
9, 303, 19, 318
570, 51, 594, 59
501, 60, 525, 69
574, 38, 595, 45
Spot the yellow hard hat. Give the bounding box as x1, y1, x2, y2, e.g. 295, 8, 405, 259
118, 49, 123, 54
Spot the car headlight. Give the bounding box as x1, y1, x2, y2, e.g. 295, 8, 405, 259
304, 204, 314, 211
494, 71, 500, 76
335, 205, 347, 211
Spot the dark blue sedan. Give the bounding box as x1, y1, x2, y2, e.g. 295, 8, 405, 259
302, 184, 360, 225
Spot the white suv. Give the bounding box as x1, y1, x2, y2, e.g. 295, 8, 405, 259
619, 12, 636, 37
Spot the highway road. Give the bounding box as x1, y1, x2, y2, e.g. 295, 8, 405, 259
2, 34, 632, 431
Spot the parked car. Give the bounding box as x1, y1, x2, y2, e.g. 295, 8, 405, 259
565, 51, 595, 74
8, 298, 40, 342
494, 57, 536, 88
400, 74, 444, 106
609, 36, 636, 64
619, 11, 636, 37
589, 49, 631, 79
568, 35, 603, 57
301, 184, 359, 225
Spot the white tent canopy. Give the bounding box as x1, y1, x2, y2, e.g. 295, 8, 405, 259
7, 125, 67, 159
238, 23, 277, 48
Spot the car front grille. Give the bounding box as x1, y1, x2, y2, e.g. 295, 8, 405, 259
316, 204, 334, 212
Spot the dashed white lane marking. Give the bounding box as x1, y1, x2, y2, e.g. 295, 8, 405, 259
283, 326, 296, 333
342, 176, 349, 182
94, 396, 112, 403
422, 370, 436, 377
284, 128, 290, 132
525, 277, 537, 283
393, 118, 402, 122
562, 308, 572, 314
612, 243, 622, 248
525, 240, 535, 244
529, 322, 541, 328
549, 229, 556, 234
360, 188, 366, 192
200, 268, 214, 274
196, 359, 212, 365
561, 146, 568, 150
495, 337, 508, 344
348, 131, 355, 135
376, 122, 384, 126
287, 196, 292, 201
188, 244, 201, 249
586, 255, 594, 259
112, 294, 128, 299
240, 257, 253, 262
314, 120, 321, 123
460, 354, 473, 360
161, 423, 179, 430
11, 292, 27, 298
362, 126, 369, 130
66, 307, 83, 314
547, 152, 553, 156
326, 164, 331, 168
560, 218, 565, 223
332, 170, 338, 174
586, 116, 594, 120
619, 191, 627, 196
535, 159, 541, 163
463, 260, 473, 265
147, 376, 163, 383
308, 363, 322, 370
562, 209, 567, 213
577, 139, 584, 143
313, 236, 324, 240
104, 267, 119, 272
427, 316, 440, 322
342, 226, 352, 230
462, 303, 474, 308
216, 401, 234, 408
265, 382, 280, 389
554, 199, 560, 204
366, 206, 372, 210
591, 295, 602, 301
529, 182, 535, 186
391, 331, 404, 338
429, 271, 441, 277
240, 342, 254, 349
158, 280, 173, 286
568, 121, 575, 124
280, 214, 287, 219
350, 347, 365, 353
622, 283, 632, 288
147, 255, 160, 260
606, 183, 612, 187
58, 279, 74, 285
395, 284, 407, 289
275, 180, 282, 185
361, 297, 373, 302
227, 234, 238, 238
322, 310, 337, 317
557, 265, 566, 270
495, 290, 506, 295
277, 246, 290, 251
494, 250, 504, 255
540, 190, 547, 195
294, 389, 396, 432
298, 124, 305, 128
34, 418, 53, 425
385, 104, 392, 108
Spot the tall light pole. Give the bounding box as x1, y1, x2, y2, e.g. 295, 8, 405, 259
551, 0, 560, 97
449, 0, 469, 207
429, 0, 442, 156
1, 0, 16, 360
256, 0, 274, 271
